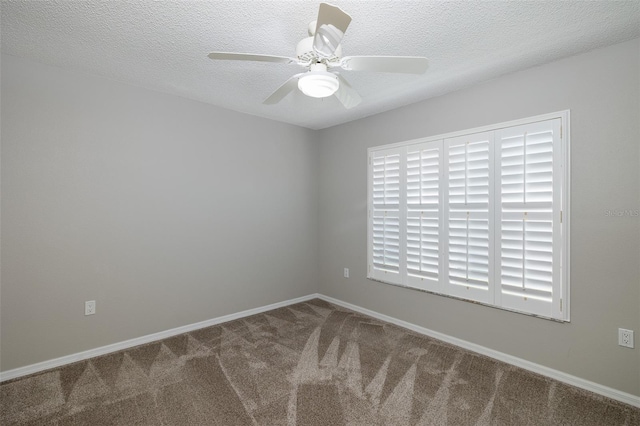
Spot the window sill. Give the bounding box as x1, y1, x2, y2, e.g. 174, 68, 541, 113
366, 276, 569, 323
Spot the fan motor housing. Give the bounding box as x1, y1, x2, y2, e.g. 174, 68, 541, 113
296, 36, 342, 63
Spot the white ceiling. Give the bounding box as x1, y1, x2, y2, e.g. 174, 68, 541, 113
2, 1, 639, 130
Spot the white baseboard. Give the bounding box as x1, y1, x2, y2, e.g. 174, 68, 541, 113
316, 294, 640, 409
0, 293, 320, 383
2, 292, 638, 409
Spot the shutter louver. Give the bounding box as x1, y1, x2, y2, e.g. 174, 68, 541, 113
370, 148, 402, 282
496, 119, 561, 318
445, 132, 494, 303
406, 142, 442, 290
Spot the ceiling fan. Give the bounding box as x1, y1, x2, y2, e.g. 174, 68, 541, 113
208, 3, 429, 109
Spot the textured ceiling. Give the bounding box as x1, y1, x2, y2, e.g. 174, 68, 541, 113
2, 1, 639, 129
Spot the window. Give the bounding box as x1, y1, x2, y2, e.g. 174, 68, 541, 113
367, 112, 569, 321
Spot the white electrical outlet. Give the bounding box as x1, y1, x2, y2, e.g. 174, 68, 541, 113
85, 300, 96, 316
344, 268, 349, 278
618, 328, 634, 348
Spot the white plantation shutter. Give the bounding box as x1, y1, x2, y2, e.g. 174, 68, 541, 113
405, 141, 442, 291
444, 132, 494, 303
367, 112, 568, 321
369, 147, 403, 283
495, 119, 562, 318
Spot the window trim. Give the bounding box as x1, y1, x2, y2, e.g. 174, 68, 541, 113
367, 110, 570, 322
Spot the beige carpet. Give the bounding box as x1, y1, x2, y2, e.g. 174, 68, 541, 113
1, 298, 638, 425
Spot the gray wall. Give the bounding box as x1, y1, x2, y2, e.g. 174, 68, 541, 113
317, 39, 640, 396
0, 55, 319, 371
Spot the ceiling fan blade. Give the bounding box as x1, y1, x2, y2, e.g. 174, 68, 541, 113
334, 74, 361, 109
208, 52, 297, 64
263, 74, 305, 105
313, 3, 352, 58
340, 56, 429, 74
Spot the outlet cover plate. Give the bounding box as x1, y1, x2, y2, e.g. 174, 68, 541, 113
618, 328, 634, 348
85, 300, 96, 316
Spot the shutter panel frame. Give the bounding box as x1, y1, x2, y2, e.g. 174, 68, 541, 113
405, 140, 444, 292
444, 131, 495, 304
495, 119, 563, 319
368, 147, 404, 284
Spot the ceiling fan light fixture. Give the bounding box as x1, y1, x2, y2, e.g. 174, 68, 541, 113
298, 63, 339, 98
209, 3, 428, 110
